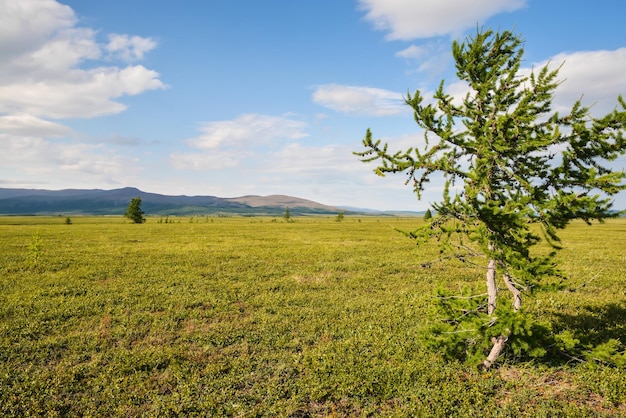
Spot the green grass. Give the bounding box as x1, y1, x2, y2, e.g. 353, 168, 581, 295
0, 216, 624, 416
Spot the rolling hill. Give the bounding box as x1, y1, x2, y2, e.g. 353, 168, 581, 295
0, 187, 344, 216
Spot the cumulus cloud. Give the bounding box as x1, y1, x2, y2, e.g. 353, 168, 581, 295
106, 34, 158, 62
171, 114, 309, 170
312, 84, 406, 116
0, 114, 71, 137
0, 0, 165, 119
400, 48, 626, 118
0, 0, 76, 59
531, 48, 626, 115
0, 65, 164, 119
0, 132, 140, 186
358, 0, 527, 40
0, 0, 165, 189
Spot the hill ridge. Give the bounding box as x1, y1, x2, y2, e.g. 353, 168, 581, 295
0, 187, 340, 216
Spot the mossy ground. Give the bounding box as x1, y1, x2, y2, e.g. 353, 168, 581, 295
1, 216, 624, 416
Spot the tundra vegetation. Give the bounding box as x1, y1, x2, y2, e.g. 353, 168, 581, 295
0, 216, 624, 416
356, 29, 626, 369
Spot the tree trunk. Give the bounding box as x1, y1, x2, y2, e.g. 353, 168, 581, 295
482, 243, 507, 370
502, 273, 522, 312
486, 258, 497, 315
481, 268, 523, 370
480, 335, 508, 370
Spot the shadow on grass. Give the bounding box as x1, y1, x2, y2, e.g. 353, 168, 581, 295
547, 302, 626, 365
554, 302, 625, 344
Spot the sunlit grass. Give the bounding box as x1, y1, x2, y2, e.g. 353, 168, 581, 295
0, 216, 624, 416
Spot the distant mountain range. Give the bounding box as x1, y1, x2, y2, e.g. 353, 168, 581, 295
0, 187, 378, 216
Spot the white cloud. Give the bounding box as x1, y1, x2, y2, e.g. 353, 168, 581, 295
0, 65, 164, 119
1, 28, 101, 83
186, 114, 308, 150
0, 0, 76, 59
171, 114, 309, 170
532, 48, 626, 115
0, 133, 140, 186
0, 114, 71, 137
0, 0, 165, 189
406, 48, 626, 118
106, 34, 158, 62
0, 0, 165, 119
395, 44, 427, 60
312, 84, 406, 116
272, 143, 359, 174
358, 0, 527, 40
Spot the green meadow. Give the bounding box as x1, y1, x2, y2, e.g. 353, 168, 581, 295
1, 216, 624, 416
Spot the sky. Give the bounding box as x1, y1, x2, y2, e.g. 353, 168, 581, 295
1, 0, 625, 211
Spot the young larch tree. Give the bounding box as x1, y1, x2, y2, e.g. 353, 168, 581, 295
355, 29, 626, 368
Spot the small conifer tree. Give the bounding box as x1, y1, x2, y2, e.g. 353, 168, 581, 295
423, 208, 432, 221
356, 29, 626, 368
124, 196, 146, 224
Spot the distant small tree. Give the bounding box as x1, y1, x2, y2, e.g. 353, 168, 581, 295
423, 208, 432, 221
283, 207, 291, 221
64, 217, 72, 225
356, 29, 626, 368
336, 211, 345, 222
124, 197, 146, 224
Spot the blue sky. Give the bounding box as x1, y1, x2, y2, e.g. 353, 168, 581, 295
1, 0, 625, 211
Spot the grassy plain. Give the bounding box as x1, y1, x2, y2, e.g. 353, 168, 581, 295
0, 216, 624, 416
